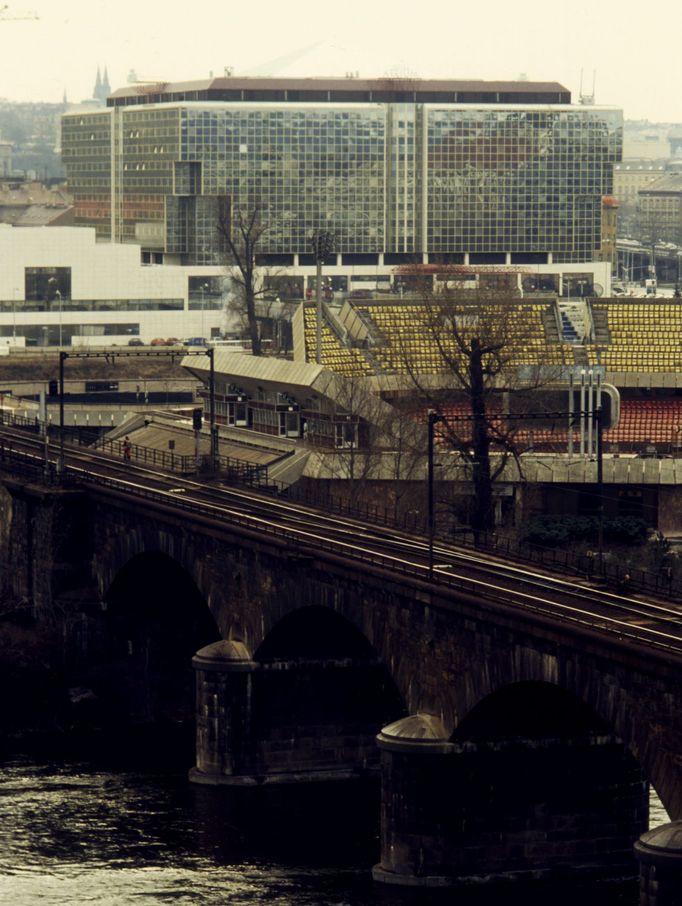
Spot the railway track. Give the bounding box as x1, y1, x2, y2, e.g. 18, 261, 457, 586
1, 426, 682, 660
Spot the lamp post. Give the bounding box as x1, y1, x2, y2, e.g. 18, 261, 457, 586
57, 350, 66, 475
310, 230, 334, 365
47, 278, 62, 347
207, 345, 217, 467
200, 282, 210, 339
11, 288, 17, 343
427, 409, 444, 579
56, 290, 62, 348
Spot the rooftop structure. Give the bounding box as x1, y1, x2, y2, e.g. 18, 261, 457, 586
107, 76, 572, 107
0, 179, 72, 227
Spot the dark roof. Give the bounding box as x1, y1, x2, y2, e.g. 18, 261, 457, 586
108, 76, 571, 107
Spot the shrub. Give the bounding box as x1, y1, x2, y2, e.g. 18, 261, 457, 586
523, 514, 649, 548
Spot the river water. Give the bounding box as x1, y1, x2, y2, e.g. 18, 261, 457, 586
0, 742, 669, 906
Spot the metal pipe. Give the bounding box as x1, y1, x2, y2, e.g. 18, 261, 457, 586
596, 396, 604, 570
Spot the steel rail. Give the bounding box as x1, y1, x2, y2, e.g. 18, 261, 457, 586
66, 464, 682, 656
2, 431, 682, 655
56, 439, 682, 626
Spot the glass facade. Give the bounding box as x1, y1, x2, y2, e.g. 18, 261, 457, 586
61, 96, 622, 266
25, 266, 71, 303
175, 105, 385, 262
427, 107, 622, 263
0, 298, 183, 313
60, 112, 112, 235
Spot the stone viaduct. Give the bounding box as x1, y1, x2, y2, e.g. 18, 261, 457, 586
2, 473, 682, 891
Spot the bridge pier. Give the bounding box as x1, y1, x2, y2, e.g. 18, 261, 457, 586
373, 713, 648, 887
635, 823, 682, 906
190, 639, 390, 785
0, 479, 92, 617
190, 640, 259, 784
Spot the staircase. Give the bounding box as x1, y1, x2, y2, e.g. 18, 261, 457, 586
542, 307, 561, 343
591, 307, 611, 343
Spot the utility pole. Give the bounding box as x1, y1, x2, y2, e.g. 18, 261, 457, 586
58, 351, 66, 475
427, 409, 444, 579
310, 230, 334, 365
208, 346, 217, 467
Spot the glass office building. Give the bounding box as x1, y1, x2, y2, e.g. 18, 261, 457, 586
61, 78, 622, 267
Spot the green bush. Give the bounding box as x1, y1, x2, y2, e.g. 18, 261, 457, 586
523, 514, 649, 548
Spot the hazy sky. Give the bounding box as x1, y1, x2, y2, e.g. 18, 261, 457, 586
0, 0, 677, 122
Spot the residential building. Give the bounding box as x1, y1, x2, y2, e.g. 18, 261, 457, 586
638, 172, 682, 246
0, 178, 72, 227
613, 160, 666, 208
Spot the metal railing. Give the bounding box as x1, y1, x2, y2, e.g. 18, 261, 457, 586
0, 409, 679, 600
57, 466, 682, 658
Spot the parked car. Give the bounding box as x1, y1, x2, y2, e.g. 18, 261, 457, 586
150, 337, 166, 346
128, 338, 144, 346
165, 337, 180, 346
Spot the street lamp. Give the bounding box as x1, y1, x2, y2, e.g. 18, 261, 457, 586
200, 282, 210, 340
56, 290, 62, 348
207, 345, 217, 467
310, 230, 334, 365
58, 350, 66, 475
11, 287, 18, 343
48, 278, 62, 347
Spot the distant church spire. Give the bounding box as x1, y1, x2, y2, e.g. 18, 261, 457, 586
92, 66, 110, 104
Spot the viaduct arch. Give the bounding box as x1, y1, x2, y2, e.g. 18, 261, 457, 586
2, 479, 682, 887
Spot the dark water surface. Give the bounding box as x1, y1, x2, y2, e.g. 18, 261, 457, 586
0, 743, 661, 906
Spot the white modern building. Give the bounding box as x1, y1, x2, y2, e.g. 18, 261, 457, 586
0, 223, 615, 351
0, 225, 229, 347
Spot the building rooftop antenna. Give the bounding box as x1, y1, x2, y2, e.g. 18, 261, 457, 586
579, 68, 596, 105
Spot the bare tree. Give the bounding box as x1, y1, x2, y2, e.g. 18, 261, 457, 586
216, 201, 273, 356
311, 373, 425, 516
397, 290, 566, 542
